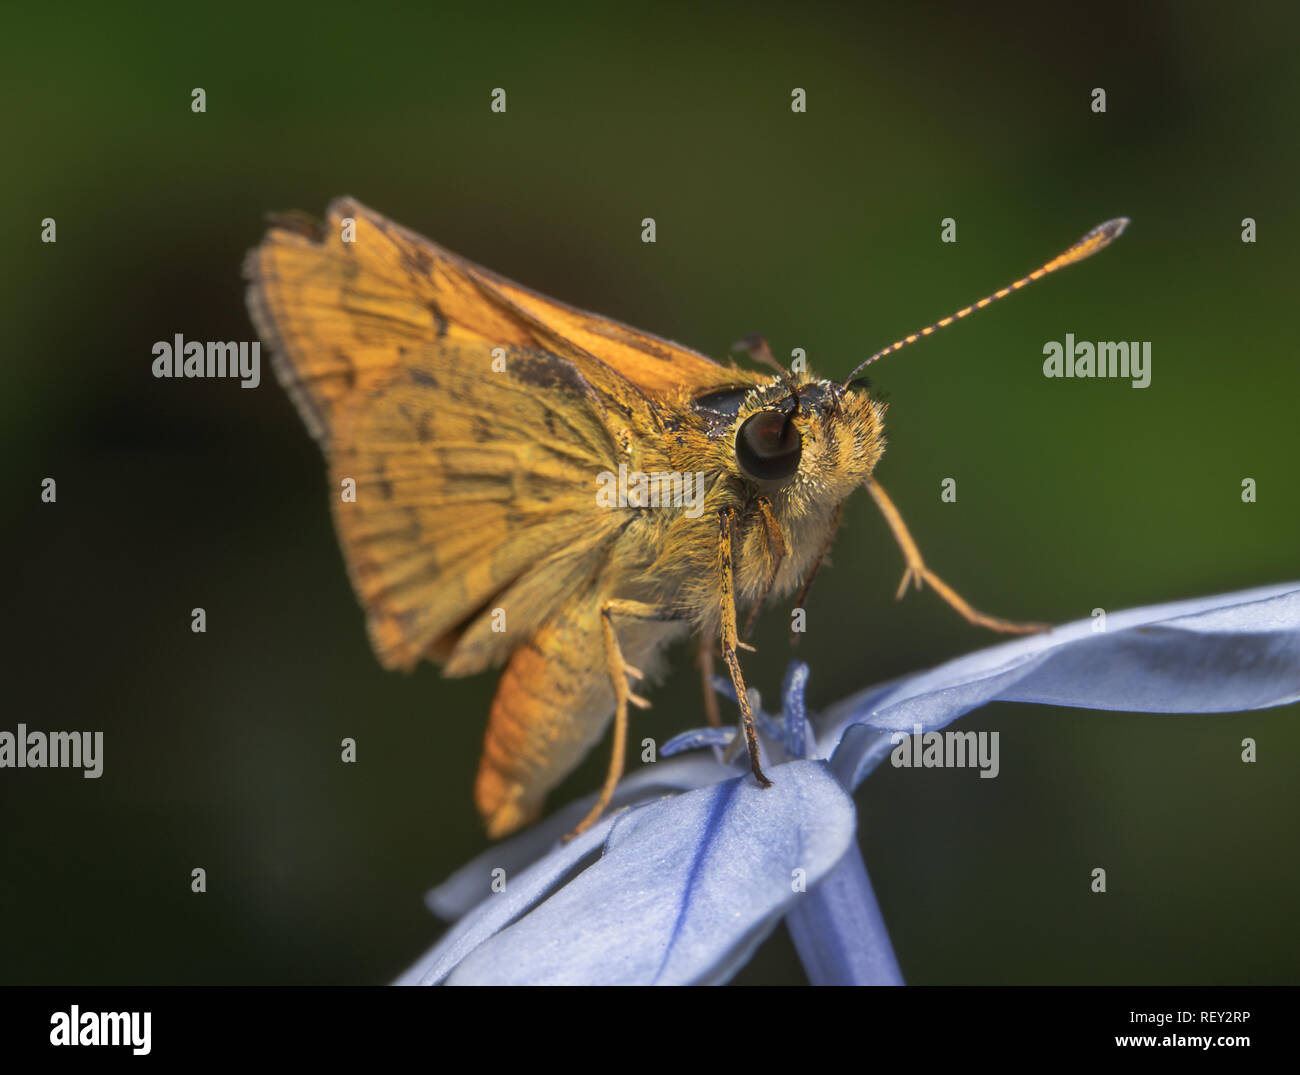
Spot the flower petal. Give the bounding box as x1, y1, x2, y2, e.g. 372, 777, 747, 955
785, 838, 903, 985
821, 582, 1300, 790
661, 727, 736, 756
782, 661, 812, 758
394, 812, 619, 985
443, 760, 856, 985
425, 755, 726, 922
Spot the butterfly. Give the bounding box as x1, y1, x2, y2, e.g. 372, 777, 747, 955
245, 198, 1126, 837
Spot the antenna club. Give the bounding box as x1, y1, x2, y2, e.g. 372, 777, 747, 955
1058, 217, 1130, 267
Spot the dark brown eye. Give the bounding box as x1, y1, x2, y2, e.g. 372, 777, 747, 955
736, 410, 802, 481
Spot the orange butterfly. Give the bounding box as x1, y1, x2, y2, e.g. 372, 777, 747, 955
245, 199, 1125, 837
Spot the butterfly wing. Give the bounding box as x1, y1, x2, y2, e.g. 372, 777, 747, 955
246, 197, 764, 675
447, 241, 742, 399
246, 200, 636, 673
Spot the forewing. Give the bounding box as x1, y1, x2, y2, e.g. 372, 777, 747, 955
331, 196, 755, 402
244, 203, 633, 672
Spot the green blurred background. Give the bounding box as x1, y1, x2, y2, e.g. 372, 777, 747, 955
3, 1, 1297, 984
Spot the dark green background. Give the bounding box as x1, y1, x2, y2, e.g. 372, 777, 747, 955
3, 1, 1297, 984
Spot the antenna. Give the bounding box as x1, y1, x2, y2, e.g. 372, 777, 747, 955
843, 218, 1129, 386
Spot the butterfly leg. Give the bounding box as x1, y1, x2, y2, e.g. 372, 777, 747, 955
719, 508, 773, 789
565, 598, 678, 840
864, 478, 1047, 635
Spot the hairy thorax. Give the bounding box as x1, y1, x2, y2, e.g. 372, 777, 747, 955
604, 375, 887, 635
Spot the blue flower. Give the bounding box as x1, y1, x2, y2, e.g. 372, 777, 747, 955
395, 582, 1300, 985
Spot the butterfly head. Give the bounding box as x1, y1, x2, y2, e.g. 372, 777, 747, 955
692, 373, 887, 508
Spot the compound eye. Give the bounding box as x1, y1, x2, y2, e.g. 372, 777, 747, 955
735, 410, 802, 481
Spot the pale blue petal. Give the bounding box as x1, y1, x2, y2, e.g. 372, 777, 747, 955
662, 727, 736, 755
444, 760, 856, 985
710, 673, 785, 740
394, 812, 619, 985
785, 838, 903, 985
425, 755, 726, 922
821, 583, 1300, 790
782, 661, 811, 758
